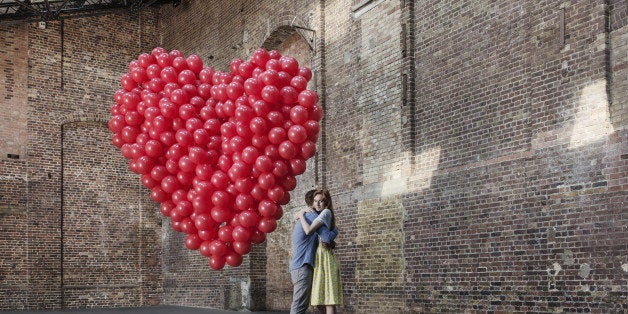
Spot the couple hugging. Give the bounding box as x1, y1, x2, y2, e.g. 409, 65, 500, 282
289, 189, 343, 314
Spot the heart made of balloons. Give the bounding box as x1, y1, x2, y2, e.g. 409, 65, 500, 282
108, 47, 321, 270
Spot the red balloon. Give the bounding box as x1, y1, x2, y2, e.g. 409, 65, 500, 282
232, 225, 252, 242
298, 90, 318, 108
290, 158, 307, 175
108, 115, 126, 133
160, 201, 175, 217
120, 126, 139, 143
199, 67, 215, 84
233, 241, 251, 255
272, 160, 289, 177
170, 200, 196, 221
218, 155, 233, 173
260, 69, 279, 86
238, 62, 255, 78
298, 67, 313, 81
226, 81, 244, 100
258, 173, 276, 190
265, 59, 281, 71
160, 66, 177, 83
254, 155, 274, 173
141, 174, 157, 189
185, 234, 202, 250
258, 218, 277, 233
144, 139, 163, 157
230, 58, 244, 73
225, 251, 243, 267
274, 205, 284, 220
211, 206, 232, 223
198, 229, 218, 241
250, 229, 266, 243
218, 225, 234, 242
199, 240, 212, 257
194, 212, 215, 230
244, 77, 262, 95
161, 175, 180, 193
281, 175, 297, 191
211, 190, 231, 207
241, 146, 260, 165
267, 111, 285, 127
234, 193, 254, 211
175, 129, 193, 147
235, 178, 254, 193
280, 56, 299, 75
268, 127, 287, 145
228, 161, 251, 181
264, 145, 280, 159
209, 255, 226, 270
267, 186, 285, 202
252, 99, 270, 116
252, 48, 270, 67
261, 85, 280, 103
120, 74, 137, 91
111, 134, 124, 148
310, 104, 324, 121
301, 140, 317, 159
289, 105, 309, 125
258, 199, 278, 218
178, 156, 196, 173
250, 184, 266, 201
195, 164, 213, 182
234, 104, 254, 123
135, 156, 155, 174
278, 141, 297, 159
303, 120, 320, 140
238, 210, 259, 228
290, 75, 308, 91
287, 125, 308, 144
186, 54, 204, 73
249, 117, 268, 136
150, 186, 169, 202
172, 56, 188, 72
280, 86, 299, 104
170, 88, 189, 105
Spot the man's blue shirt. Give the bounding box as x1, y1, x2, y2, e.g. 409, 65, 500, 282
289, 211, 338, 271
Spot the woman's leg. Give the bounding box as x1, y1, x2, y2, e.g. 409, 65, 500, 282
325, 305, 336, 314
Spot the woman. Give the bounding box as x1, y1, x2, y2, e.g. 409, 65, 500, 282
297, 188, 343, 314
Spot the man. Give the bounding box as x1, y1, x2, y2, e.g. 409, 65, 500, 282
289, 189, 338, 314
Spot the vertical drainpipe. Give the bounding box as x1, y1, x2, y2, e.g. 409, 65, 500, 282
603, 0, 612, 108
60, 124, 65, 308
319, 0, 327, 187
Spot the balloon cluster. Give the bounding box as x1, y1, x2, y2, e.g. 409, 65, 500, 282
108, 47, 321, 270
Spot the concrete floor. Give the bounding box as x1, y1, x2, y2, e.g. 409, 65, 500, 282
1, 306, 289, 314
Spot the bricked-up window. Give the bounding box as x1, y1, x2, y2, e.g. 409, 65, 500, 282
0, 24, 28, 160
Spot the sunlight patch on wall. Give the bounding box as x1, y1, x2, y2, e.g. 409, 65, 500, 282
569, 80, 614, 148
372, 147, 441, 198
410, 146, 442, 191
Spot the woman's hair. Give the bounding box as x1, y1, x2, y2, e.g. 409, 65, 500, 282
314, 188, 334, 229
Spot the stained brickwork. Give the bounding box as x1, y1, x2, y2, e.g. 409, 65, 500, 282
1, 9, 163, 311
0, 0, 626, 313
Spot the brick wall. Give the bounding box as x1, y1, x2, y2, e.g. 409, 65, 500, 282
1, 0, 626, 312
0, 9, 163, 310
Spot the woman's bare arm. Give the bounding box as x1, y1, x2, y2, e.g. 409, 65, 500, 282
298, 210, 324, 235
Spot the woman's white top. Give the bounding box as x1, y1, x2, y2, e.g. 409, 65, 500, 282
314, 208, 332, 229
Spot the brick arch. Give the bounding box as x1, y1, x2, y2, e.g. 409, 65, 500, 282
262, 14, 315, 52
